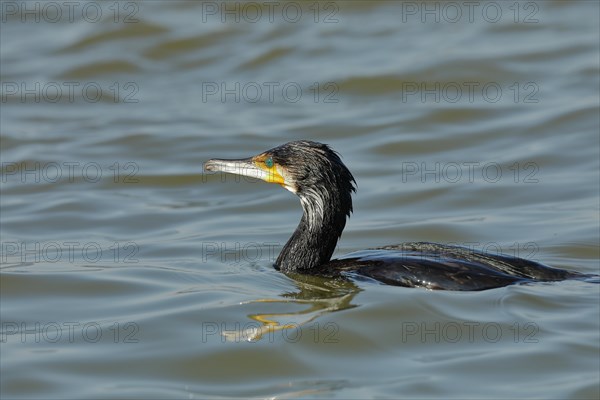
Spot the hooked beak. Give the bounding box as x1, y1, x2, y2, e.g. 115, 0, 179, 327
204, 157, 265, 180
204, 157, 285, 185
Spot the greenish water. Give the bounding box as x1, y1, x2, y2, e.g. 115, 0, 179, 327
1, 1, 599, 398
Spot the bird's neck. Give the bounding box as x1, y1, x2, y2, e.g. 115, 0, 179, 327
276, 188, 349, 272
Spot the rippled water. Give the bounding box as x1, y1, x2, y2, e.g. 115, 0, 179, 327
1, 1, 599, 399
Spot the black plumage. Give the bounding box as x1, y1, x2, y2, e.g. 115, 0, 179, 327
205, 141, 596, 290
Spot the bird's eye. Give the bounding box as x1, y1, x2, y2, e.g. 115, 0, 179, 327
265, 157, 274, 168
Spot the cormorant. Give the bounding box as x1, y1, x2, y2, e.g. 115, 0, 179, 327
204, 141, 595, 291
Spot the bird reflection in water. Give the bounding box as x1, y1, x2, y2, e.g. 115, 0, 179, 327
221, 273, 359, 342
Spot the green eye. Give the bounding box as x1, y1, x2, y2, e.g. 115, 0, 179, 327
265, 157, 274, 168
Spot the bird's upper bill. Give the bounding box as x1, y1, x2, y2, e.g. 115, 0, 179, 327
204, 153, 295, 193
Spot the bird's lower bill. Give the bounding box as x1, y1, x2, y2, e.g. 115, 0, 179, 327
204, 157, 285, 185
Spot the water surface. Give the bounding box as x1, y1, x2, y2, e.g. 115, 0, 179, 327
1, 1, 599, 398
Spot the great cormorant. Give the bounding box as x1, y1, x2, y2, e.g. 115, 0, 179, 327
204, 140, 595, 291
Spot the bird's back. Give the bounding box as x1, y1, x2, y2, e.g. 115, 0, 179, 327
324, 242, 592, 291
